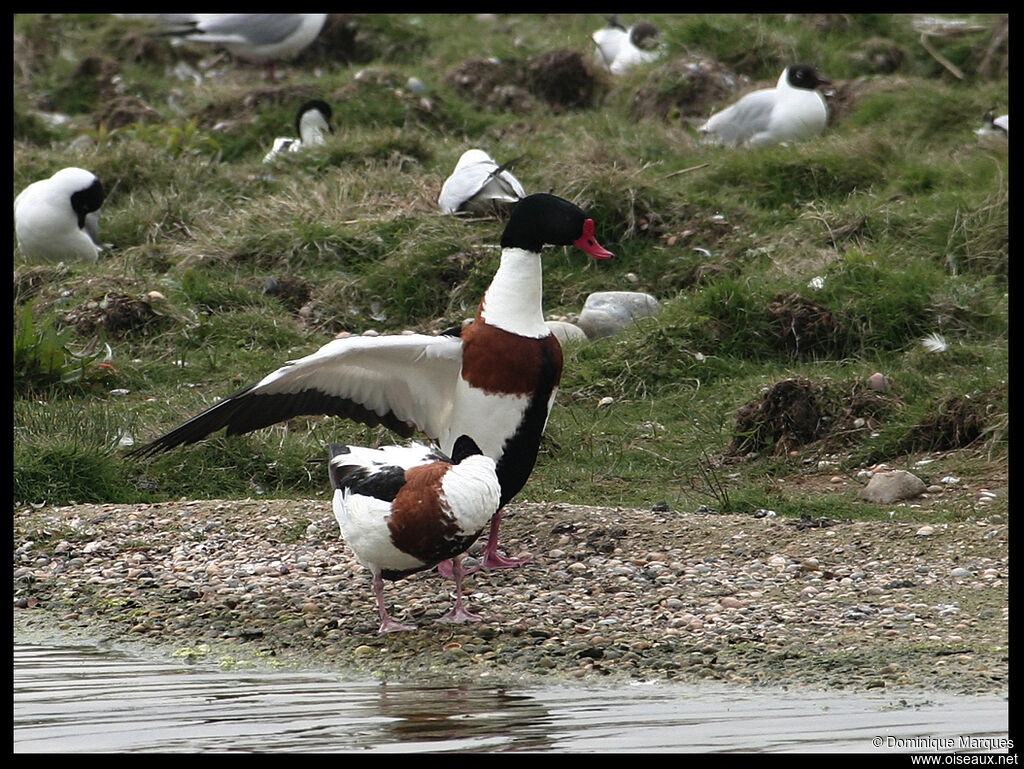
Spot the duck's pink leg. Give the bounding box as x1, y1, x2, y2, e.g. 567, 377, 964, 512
437, 555, 482, 624
373, 573, 416, 633
478, 510, 533, 570
436, 510, 532, 578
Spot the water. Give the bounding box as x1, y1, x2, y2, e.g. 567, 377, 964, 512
13, 641, 1009, 753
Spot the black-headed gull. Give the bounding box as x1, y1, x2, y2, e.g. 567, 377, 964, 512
14, 167, 105, 264
438, 149, 527, 216
262, 99, 333, 163
131, 193, 615, 572
698, 64, 832, 148
592, 16, 662, 75
329, 435, 500, 633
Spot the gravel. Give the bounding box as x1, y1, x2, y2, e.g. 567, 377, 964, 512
13, 498, 1009, 694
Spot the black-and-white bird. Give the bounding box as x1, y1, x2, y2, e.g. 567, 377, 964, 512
329, 435, 500, 633
14, 167, 105, 264
438, 149, 527, 216
263, 99, 333, 163
592, 16, 661, 75
130, 193, 615, 572
975, 110, 1008, 148
698, 64, 832, 148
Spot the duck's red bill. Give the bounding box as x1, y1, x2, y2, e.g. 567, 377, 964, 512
574, 218, 614, 260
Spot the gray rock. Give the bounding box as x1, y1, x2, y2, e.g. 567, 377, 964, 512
577, 291, 660, 339
545, 320, 588, 344
857, 470, 927, 504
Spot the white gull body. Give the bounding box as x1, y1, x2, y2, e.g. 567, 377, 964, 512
14, 167, 105, 264
592, 19, 661, 75
438, 149, 526, 215
698, 64, 831, 148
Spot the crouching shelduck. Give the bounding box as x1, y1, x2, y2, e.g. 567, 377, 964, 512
329, 435, 500, 633
129, 193, 615, 572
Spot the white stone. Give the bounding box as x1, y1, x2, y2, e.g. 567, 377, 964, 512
857, 470, 927, 504
577, 291, 661, 339
545, 320, 588, 344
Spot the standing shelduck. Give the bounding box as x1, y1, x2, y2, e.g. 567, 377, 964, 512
130, 193, 615, 571
329, 435, 500, 632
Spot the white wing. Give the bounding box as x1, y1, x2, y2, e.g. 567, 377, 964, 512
439, 160, 497, 213
133, 333, 465, 455
699, 88, 777, 146
439, 159, 524, 214
592, 27, 627, 70
609, 44, 659, 75
263, 136, 300, 164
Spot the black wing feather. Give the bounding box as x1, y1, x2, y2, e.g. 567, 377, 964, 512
128, 384, 415, 458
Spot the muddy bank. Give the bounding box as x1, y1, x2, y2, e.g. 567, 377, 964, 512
13, 498, 1008, 694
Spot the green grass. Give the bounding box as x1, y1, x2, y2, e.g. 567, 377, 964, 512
13, 13, 1007, 520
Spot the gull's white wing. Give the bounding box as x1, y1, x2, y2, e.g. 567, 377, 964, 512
699, 89, 777, 146
438, 160, 499, 214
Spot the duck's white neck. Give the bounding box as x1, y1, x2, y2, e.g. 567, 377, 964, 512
479, 247, 550, 337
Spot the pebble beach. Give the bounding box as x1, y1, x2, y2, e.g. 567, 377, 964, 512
14, 497, 1008, 695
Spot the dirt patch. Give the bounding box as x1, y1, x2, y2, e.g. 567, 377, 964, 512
728, 376, 897, 457
259, 274, 314, 314
297, 14, 430, 67
63, 291, 163, 339
446, 49, 601, 113
525, 49, 600, 111
630, 56, 744, 121
96, 96, 163, 130
729, 378, 827, 456
903, 393, 999, 453
767, 292, 843, 357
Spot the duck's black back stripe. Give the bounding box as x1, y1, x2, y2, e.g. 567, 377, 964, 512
332, 464, 407, 502
493, 337, 562, 508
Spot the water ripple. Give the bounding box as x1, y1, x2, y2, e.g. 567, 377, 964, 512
14, 642, 1009, 753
